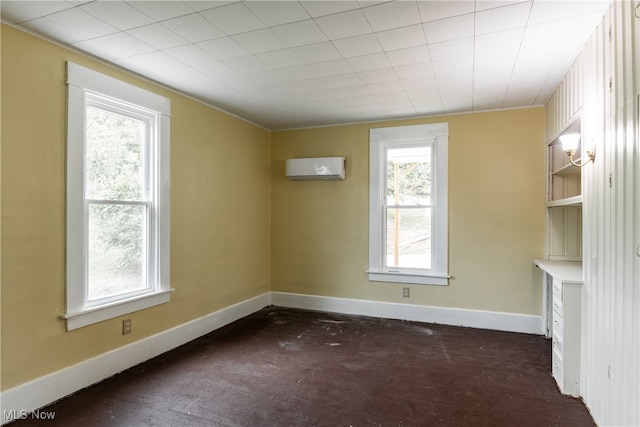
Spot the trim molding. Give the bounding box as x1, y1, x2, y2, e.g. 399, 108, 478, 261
0, 293, 271, 425
271, 292, 545, 335
1, 291, 544, 424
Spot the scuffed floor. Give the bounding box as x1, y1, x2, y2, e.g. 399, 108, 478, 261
13, 307, 594, 426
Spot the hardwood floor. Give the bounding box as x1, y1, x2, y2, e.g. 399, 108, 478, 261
12, 307, 595, 426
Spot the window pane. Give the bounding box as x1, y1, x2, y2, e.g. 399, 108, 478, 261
88, 203, 147, 301
386, 207, 432, 269
86, 106, 145, 201
386, 146, 432, 205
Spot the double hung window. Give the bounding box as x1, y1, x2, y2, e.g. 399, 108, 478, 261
368, 123, 449, 285
64, 63, 171, 330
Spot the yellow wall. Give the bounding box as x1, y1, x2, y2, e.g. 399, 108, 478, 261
0, 25, 271, 389
271, 108, 546, 314
1, 23, 547, 392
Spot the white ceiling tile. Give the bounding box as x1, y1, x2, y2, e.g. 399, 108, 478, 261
127, 1, 195, 21
400, 76, 438, 90
337, 84, 373, 98
393, 62, 435, 80
362, 1, 421, 31
71, 39, 121, 61
233, 29, 287, 54
243, 1, 310, 26
127, 23, 188, 50
258, 48, 306, 69
385, 45, 430, 67
278, 64, 316, 82
197, 37, 251, 60
80, 1, 153, 30
408, 87, 441, 102
333, 34, 382, 58
428, 37, 473, 61
314, 9, 373, 40
300, 1, 360, 18
347, 53, 392, 72
193, 60, 251, 86
183, 1, 236, 12
308, 89, 343, 101
312, 73, 364, 90
46, 7, 118, 39
475, 0, 530, 12
347, 93, 381, 106
432, 56, 474, 85
1, 0, 610, 129
474, 51, 518, 80
128, 51, 185, 71
3, 1, 72, 23
225, 55, 270, 74
245, 69, 286, 85
423, 13, 474, 44
164, 45, 215, 65
152, 66, 213, 92
474, 28, 524, 54
21, 17, 85, 43
200, 3, 266, 35
162, 13, 225, 43
368, 80, 404, 95
441, 93, 473, 112
293, 42, 342, 64
417, 1, 475, 23
528, 0, 608, 25
90, 32, 155, 58
307, 59, 354, 79
475, 2, 532, 35
376, 24, 426, 51
358, 68, 397, 84
272, 20, 327, 48
111, 56, 152, 75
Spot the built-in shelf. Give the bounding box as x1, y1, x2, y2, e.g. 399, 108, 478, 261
552, 161, 581, 176
547, 195, 582, 207
547, 117, 582, 204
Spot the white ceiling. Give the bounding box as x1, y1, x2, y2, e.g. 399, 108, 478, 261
1, 0, 611, 130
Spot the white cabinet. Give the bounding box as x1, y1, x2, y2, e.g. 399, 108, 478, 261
535, 260, 583, 397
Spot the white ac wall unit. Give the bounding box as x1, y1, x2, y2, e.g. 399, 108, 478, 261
285, 157, 345, 181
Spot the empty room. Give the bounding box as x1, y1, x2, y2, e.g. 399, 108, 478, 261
1, 1, 638, 426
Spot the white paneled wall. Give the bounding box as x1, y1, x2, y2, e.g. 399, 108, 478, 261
545, 2, 639, 426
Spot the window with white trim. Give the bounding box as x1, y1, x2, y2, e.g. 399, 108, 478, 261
64, 62, 171, 330
368, 123, 449, 285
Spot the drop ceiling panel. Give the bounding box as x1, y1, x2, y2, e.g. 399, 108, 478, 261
1, 0, 612, 130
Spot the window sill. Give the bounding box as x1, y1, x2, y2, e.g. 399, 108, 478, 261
61, 289, 174, 331
368, 271, 449, 286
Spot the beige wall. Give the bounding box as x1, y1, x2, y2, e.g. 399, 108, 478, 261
1, 24, 547, 392
0, 25, 271, 390
271, 108, 546, 314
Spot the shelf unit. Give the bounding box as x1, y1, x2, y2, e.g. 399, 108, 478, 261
546, 115, 583, 261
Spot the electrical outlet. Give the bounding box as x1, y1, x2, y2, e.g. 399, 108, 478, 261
402, 287, 410, 298
122, 318, 132, 335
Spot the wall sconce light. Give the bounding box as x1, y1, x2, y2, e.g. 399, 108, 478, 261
559, 133, 595, 167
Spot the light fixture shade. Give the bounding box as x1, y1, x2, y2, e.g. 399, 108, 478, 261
559, 133, 581, 154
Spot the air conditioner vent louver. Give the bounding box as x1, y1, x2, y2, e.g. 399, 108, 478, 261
285, 157, 345, 180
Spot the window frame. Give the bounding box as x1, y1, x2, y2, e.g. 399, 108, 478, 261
368, 123, 449, 286
64, 62, 171, 331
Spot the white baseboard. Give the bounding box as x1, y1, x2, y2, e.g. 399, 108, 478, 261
0, 293, 271, 425
271, 292, 545, 335
1, 291, 544, 425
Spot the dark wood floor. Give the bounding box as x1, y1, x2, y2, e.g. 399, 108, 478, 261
13, 307, 594, 426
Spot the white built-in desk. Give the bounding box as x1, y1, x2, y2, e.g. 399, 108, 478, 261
534, 259, 583, 397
